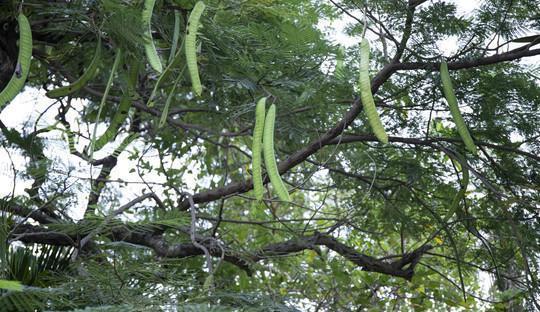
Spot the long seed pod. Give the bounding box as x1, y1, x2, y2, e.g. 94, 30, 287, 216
359, 38, 388, 144
263, 104, 290, 202
46, 37, 102, 98
440, 61, 478, 155
168, 11, 181, 64
89, 48, 123, 159
185, 1, 206, 97
142, 0, 163, 73
251, 97, 266, 200
93, 61, 140, 151
0, 14, 32, 110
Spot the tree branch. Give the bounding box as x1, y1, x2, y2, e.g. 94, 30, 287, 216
11, 225, 432, 280
394, 48, 540, 71
328, 134, 540, 162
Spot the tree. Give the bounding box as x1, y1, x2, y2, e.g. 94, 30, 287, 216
0, 0, 539, 310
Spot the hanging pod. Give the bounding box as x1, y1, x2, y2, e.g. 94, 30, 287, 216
440, 61, 478, 155
251, 97, 266, 200
46, 37, 102, 98
185, 1, 206, 97
263, 104, 290, 202
0, 14, 32, 110
142, 0, 163, 73
358, 38, 388, 144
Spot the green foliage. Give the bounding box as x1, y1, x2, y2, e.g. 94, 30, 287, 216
0, 0, 538, 310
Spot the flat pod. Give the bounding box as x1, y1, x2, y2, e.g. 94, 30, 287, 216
46, 37, 102, 98
251, 97, 266, 200
142, 0, 163, 73
440, 61, 478, 155
359, 38, 388, 144
168, 11, 182, 64
0, 14, 32, 110
185, 1, 206, 96
263, 104, 290, 202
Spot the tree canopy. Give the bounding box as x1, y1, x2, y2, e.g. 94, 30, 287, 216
0, 0, 539, 310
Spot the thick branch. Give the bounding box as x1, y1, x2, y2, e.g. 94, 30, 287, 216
254, 233, 432, 280
11, 225, 432, 280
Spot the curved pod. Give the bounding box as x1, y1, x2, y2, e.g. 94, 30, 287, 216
142, 0, 163, 73
440, 61, 478, 155
263, 104, 290, 202
359, 38, 388, 144
46, 38, 102, 98
185, 1, 206, 96
93, 61, 139, 151
0, 14, 32, 110
251, 97, 266, 200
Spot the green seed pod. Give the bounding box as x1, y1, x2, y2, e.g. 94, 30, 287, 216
46, 37, 102, 98
252, 97, 266, 200
0, 14, 32, 110
185, 1, 206, 96
440, 61, 478, 155
359, 38, 388, 144
263, 104, 290, 202
142, 0, 163, 73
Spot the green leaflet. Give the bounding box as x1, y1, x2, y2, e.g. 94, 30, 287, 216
251, 97, 266, 200
0, 280, 23, 292
112, 133, 139, 158
335, 46, 346, 80
448, 152, 470, 217
0, 14, 32, 111
440, 61, 478, 155
158, 67, 185, 128
263, 104, 290, 202
93, 61, 140, 151
147, 38, 185, 108
65, 126, 77, 154
185, 1, 206, 97
88, 48, 123, 159
359, 38, 388, 144
142, 0, 163, 73
46, 37, 102, 98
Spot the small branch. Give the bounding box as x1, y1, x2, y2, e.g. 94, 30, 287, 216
394, 48, 540, 71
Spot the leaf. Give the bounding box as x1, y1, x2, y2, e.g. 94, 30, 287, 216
0, 280, 23, 291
